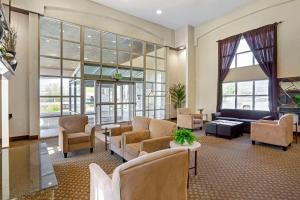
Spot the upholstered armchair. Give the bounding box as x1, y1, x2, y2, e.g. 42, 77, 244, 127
110, 116, 151, 157
59, 115, 95, 158
251, 114, 293, 151
177, 108, 203, 130
123, 119, 176, 161
89, 148, 189, 200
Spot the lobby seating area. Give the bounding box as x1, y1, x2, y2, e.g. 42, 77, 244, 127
1, 0, 300, 199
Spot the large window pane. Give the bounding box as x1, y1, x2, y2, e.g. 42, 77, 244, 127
132, 54, 144, 68
85, 28, 101, 46
223, 83, 235, 95
237, 96, 253, 110
40, 17, 60, 38
118, 51, 131, 66
101, 84, 114, 103
156, 71, 165, 83
237, 52, 254, 68
157, 46, 165, 58
237, 38, 251, 53
237, 81, 253, 95
40, 57, 60, 76
118, 68, 131, 80
102, 49, 117, 64
146, 43, 155, 56
85, 80, 95, 114
40, 37, 60, 57
157, 58, 166, 71
63, 60, 81, 77
84, 65, 101, 77
146, 70, 155, 82
103, 32, 116, 49
155, 110, 165, 119
63, 23, 80, 42
230, 56, 236, 69
40, 117, 59, 138
255, 96, 269, 111
156, 97, 165, 109
146, 97, 155, 110
135, 83, 144, 111
101, 105, 114, 124
117, 104, 133, 122
146, 82, 155, 95
63, 41, 80, 60
62, 78, 80, 96
132, 40, 143, 54
101, 66, 116, 79
255, 80, 268, 95
40, 77, 60, 96
132, 69, 144, 81
117, 36, 131, 51
222, 97, 235, 109
40, 97, 61, 117
84, 46, 100, 62
146, 56, 155, 69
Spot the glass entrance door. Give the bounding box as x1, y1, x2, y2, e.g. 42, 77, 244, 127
96, 82, 134, 125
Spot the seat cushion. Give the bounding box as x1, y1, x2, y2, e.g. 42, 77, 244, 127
111, 136, 122, 148
68, 132, 90, 145
125, 142, 141, 157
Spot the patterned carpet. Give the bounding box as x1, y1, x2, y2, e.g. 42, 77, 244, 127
21, 132, 300, 200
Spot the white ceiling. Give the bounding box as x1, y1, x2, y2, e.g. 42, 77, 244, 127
90, 0, 254, 29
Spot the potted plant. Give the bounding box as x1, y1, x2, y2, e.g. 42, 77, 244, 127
173, 129, 198, 146
294, 94, 300, 107
198, 108, 204, 114
3, 27, 17, 70
112, 72, 122, 81
169, 83, 186, 109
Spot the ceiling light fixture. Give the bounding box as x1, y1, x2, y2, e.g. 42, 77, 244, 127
87, 35, 92, 38
156, 9, 162, 15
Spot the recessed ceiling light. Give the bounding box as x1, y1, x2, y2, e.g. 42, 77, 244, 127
156, 9, 162, 15
112, 40, 116, 43
87, 35, 92, 38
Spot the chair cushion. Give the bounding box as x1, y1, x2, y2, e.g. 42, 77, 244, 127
111, 136, 122, 148
193, 119, 202, 124
68, 132, 90, 145
125, 142, 141, 157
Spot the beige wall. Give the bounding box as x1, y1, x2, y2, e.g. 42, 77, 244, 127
195, 0, 300, 120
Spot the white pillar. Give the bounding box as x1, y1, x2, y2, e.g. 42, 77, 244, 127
2, 148, 10, 200
1, 75, 9, 148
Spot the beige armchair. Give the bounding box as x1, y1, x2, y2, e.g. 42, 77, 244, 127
89, 148, 189, 200
59, 115, 95, 158
177, 108, 203, 130
251, 114, 293, 151
123, 119, 176, 161
110, 116, 151, 158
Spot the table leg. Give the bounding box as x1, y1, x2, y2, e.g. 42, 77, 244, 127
194, 150, 197, 176
187, 149, 190, 188
296, 124, 298, 144
105, 128, 108, 151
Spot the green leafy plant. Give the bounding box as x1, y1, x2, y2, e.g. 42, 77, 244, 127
112, 72, 122, 81
3, 28, 17, 53
169, 83, 186, 109
173, 129, 198, 145
198, 108, 204, 114
294, 94, 300, 107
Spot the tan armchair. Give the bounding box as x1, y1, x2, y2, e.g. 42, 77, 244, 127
110, 116, 151, 157
177, 108, 203, 130
89, 148, 189, 200
251, 114, 293, 151
123, 119, 176, 161
59, 115, 95, 158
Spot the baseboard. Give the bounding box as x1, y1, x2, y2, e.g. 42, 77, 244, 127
8, 135, 39, 142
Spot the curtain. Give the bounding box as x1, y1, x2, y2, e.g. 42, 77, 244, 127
216, 34, 242, 111
243, 23, 278, 118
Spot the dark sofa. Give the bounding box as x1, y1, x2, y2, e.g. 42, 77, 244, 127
212, 109, 273, 133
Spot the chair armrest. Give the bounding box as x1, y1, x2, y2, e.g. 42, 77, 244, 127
59, 127, 68, 153
110, 125, 133, 136
89, 163, 113, 200
256, 120, 278, 124
123, 130, 150, 144
212, 112, 221, 121
85, 124, 96, 147
141, 136, 173, 153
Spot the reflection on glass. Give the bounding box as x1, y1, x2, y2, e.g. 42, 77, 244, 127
132, 40, 143, 54
102, 49, 117, 64
84, 65, 101, 76
40, 97, 61, 117
103, 32, 116, 49
118, 51, 131, 66
63, 23, 80, 42
117, 36, 131, 51
40, 57, 60, 76
40, 77, 61, 96
63, 60, 81, 77
84, 46, 100, 62
237, 96, 253, 110
40, 17, 60, 38
40, 37, 60, 57
63, 41, 80, 60
85, 28, 101, 46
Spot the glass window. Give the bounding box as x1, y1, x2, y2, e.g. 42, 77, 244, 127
40, 57, 60, 76
146, 43, 155, 56
101, 84, 114, 103
222, 96, 235, 109
156, 46, 165, 58
132, 69, 144, 81
40, 37, 60, 57
118, 68, 131, 80
237, 81, 253, 95
237, 96, 253, 110
85, 28, 101, 46
117, 36, 131, 52
101, 105, 115, 124
101, 66, 116, 79
40, 77, 61, 96
132, 54, 144, 68
63, 41, 80, 60
156, 97, 165, 109
146, 56, 155, 69
237, 52, 254, 68
63, 23, 80, 42
135, 83, 144, 111
118, 51, 131, 66
84, 46, 100, 62
255, 80, 268, 95
40, 17, 60, 38
85, 80, 95, 114
146, 97, 155, 110
132, 40, 143, 54
236, 39, 251, 53
40, 117, 59, 137
155, 110, 165, 119
157, 58, 165, 71
223, 83, 235, 95
84, 65, 101, 77
102, 49, 117, 64
63, 60, 81, 77
255, 96, 269, 111
40, 97, 61, 117
146, 70, 156, 82
156, 71, 165, 83
102, 32, 116, 49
